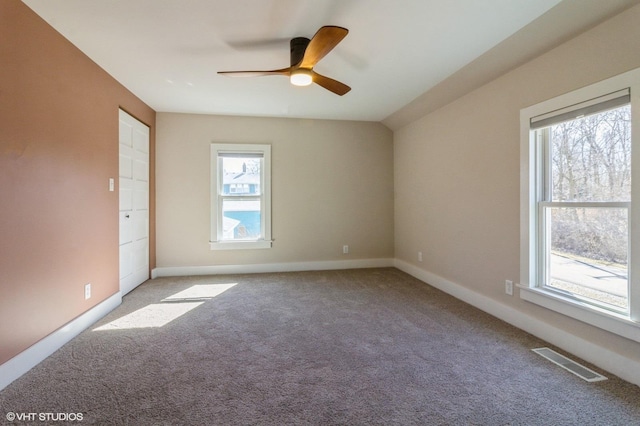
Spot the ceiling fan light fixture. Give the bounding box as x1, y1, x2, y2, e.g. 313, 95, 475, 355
290, 69, 313, 86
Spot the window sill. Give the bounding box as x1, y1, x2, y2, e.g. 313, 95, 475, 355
518, 285, 640, 343
209, 240, 272, 251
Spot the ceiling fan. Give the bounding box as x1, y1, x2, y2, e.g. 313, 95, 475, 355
218, 26, 351, 96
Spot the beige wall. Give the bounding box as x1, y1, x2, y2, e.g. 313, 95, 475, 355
0, 2, 156, 365
156, 113, 394, 268
394, 4, 640, 369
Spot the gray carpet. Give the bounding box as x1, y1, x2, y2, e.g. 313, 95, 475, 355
1, 268, 639, 425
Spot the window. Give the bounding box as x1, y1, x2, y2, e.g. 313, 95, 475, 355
536, 93, 631, 312
520, 69, 640, 342
210, 144, 271, 250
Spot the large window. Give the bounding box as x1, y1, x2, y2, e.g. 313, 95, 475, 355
520, 69, 640, 342
210, 144, 271, 250
537, 93, 630, 312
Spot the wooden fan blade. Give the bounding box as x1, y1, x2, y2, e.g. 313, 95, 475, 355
218, 67, 291, 77
299, 26, 348, 69
312, 71, 351, 96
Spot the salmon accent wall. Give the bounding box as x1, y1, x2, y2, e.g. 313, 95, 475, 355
0, 1, 155, 364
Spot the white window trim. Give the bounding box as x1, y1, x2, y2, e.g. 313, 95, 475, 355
520, 67, 640, 343
210, 143, 272, 250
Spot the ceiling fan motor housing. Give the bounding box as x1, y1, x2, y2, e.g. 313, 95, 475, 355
290, 37, 310, 67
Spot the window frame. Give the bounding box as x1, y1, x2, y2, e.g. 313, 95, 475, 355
210, 143, 272, 250
537, 121, 631, 315
520, 68, 640, 343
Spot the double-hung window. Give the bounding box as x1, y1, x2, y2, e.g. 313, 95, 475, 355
210, 143, 272, 250
521, 68, 640, 342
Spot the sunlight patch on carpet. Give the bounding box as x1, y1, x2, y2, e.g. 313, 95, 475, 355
93, 302, 204, 330
162, 283, 237, 302
93, 283, 237, 330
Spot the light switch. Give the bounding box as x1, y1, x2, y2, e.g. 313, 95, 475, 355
109, 178, 115, 192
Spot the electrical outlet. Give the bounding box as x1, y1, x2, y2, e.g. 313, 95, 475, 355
343, 245, 349, 254
418, 251, 423, 262
84, 283, 91, 300
505, 280, 513, 296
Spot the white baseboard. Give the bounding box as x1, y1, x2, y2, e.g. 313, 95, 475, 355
0, 292, 122, 391
152, 258, 395, 278
394, 259, 640, 387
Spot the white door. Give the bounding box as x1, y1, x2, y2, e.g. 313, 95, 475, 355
119, 109, 149, 295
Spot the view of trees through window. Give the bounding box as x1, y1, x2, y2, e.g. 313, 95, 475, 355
545, 104, 631, 310
551, 106, 631, 204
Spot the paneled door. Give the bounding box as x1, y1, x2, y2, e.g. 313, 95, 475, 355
119, 109, 149, 295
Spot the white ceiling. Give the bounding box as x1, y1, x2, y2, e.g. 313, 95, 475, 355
20, 0, 636, 126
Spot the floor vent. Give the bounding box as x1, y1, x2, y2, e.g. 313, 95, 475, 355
532, 347, 607, 382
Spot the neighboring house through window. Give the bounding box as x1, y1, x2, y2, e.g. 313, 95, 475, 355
210, 143, 271, 250
520, 68, 640, 343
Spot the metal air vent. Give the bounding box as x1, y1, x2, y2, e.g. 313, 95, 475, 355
532, 347, 607, 382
